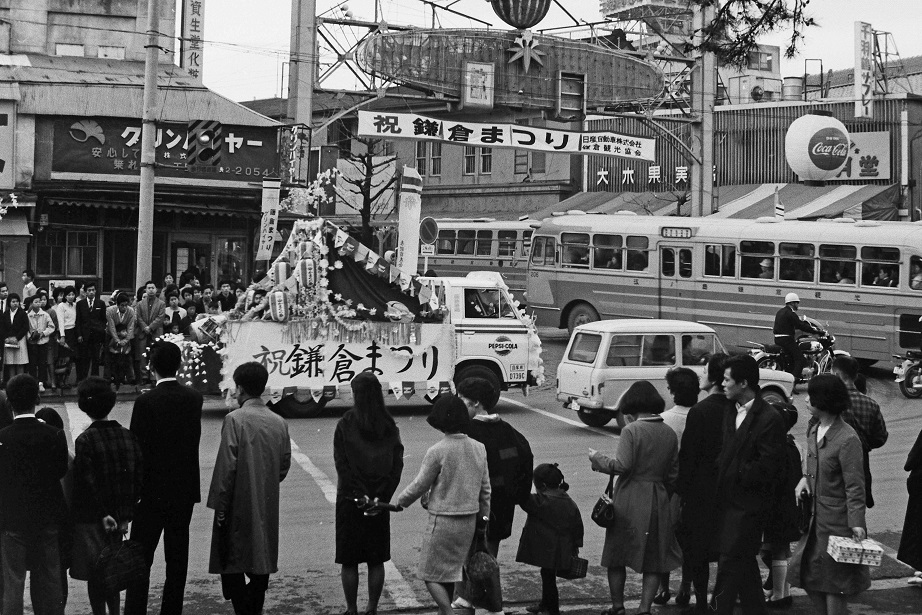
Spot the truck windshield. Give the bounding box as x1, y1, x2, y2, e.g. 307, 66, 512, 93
464, 288, 518, 319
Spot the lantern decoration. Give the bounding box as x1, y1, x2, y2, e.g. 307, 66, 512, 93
272, 260, 292, 286
295, 258, 316, 288
785, 113, 850, 183
269, 291, 289, 322
491, 0, 551, 30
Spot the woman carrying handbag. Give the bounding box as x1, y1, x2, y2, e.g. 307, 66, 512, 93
588, 381, 681, 615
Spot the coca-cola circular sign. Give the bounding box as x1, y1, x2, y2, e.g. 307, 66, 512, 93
785, 113, 850, 182
808, 127, 849, 170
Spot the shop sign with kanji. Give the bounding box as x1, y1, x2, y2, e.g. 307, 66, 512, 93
51, 117, 279, 182
358, 110, 656, 162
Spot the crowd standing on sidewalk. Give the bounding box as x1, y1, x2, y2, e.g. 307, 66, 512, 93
0, 288, 921, 615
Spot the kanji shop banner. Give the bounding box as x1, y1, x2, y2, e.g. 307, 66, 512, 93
181, 0, 205, 81
51, 116, 278, 182
358, 111, 656, 161
223, 321, 454, 395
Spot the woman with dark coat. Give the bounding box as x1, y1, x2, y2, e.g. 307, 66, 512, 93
589, 381, 681, 615
897, 426, 922, 583
675, 353, 731, 614
333, 373, 404, 615
790, 374, 869, 615
2, 293, 30, 380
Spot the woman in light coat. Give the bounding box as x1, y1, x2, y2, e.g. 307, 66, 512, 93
395, 395, 491, 615
589, 381, 681, 615
790, 374, 869, 615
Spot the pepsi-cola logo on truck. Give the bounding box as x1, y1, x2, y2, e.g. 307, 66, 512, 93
489, 335, 518, 356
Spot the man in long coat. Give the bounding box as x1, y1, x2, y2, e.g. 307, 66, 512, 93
134, 281, 165, 384
714, 355, 785, 615
208, 362, 291, 615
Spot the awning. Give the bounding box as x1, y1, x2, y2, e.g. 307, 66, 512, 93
46, 199, 259, 218
0, 212, 30, 237
529, 190, 686, 220
709, 183, 900, 220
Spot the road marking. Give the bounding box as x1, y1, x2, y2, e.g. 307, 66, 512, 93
64, 401, 91, 448
501, 396, 620, 439
288, 438, 422, 609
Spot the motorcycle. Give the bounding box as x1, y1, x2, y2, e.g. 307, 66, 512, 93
746, 317, 849, 384
893, 350, 922, 399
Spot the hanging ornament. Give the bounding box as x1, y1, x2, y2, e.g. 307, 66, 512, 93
491, 0, 550, 30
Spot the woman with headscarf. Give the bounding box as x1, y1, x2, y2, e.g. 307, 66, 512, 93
588, 381, 681, 615
395, 395, 491, 615
333, 373, 404, 615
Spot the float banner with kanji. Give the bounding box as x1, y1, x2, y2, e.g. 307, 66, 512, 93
51, 116, 279, 182
358, 110, 656, 162
222, 320, 454, 397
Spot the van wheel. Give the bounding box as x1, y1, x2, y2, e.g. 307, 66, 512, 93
454, 365, 501, 410
577, 409, 611, 427
567, 303, 599, 334
269, 396, 327, 419
761, 389, 787, 408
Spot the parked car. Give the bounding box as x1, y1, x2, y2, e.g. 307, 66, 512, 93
557, 319, 796, 427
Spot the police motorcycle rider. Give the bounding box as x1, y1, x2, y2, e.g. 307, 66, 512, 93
773, 292, 824, 380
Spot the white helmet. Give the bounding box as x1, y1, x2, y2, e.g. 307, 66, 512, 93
785, 292, 800, 304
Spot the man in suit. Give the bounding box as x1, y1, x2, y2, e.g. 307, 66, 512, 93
134, 281, 166, 385
125, 341, 203, 615
714, 355, 785, 615
0, 374, 68, 615
75, 281, 107, 381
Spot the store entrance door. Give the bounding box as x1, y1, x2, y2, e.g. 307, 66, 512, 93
214, 235, 247, 286
171, 239, 212, 288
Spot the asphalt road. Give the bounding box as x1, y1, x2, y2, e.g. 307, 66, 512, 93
33, 332, 922, 614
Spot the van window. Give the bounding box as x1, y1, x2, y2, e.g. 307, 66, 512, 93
464, 288, 509, 318
606, 335, 642, 366
641, 334, 675, 366
568, 332, 602, 364
682, 333, 720, 365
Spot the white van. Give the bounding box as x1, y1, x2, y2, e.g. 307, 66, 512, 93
557, 319, 795, 427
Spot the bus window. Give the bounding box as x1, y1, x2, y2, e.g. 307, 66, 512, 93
457, 230, 476, 255
498, 231, 517, 257
704, 244, 735, 277
740, 240, 774, 279
437, 230, 456, 255
593, 234, 623, 269
861, 246, 900, 287
531, 237, 545, 264
819, 244, 856, 285
661, 248, 676, 277
779, 242, 815, 282
679, 249, 692, 278
910, 256, 922, 290
626, 236, 649, 272
561, 233, 590, 268
522, 230, 532, 258
475, 230, 493, 256
606, 335, 642, 366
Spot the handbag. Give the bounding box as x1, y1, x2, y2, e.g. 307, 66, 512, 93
465, 530, 502, 611
556, 555, 588, 580
797, 492, 812, 535
92, 536, 148, 594
591, 473, 617, 529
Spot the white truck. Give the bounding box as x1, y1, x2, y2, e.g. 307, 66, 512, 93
215, 219, 544, 418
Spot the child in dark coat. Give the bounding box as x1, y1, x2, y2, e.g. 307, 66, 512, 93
516, 463, 584, 615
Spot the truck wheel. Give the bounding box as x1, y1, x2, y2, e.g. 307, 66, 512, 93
269, 396, 327, 419
577, 409, 611, 427
567, 303, 599, 334
760, 388, 787, 408
454, 365, 501, 410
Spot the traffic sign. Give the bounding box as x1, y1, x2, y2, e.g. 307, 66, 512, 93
419, 217, 439, 244
420, 243, 435, 256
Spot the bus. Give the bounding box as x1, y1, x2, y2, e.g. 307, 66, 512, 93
527, 212, 922, 363
427, 219, 534, 295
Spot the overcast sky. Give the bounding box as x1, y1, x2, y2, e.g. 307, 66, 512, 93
195, 0, 922, 103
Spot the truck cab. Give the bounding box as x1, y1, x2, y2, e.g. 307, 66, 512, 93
425, 272, 543, 407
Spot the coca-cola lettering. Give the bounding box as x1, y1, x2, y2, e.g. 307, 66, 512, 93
808, 127, 849, 170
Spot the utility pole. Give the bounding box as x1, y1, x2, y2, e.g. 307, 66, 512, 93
136, 0, 159, 287
288, 0, 317, 126
690, 2, 716, 217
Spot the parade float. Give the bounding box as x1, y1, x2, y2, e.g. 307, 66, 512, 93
180, 216, 544, 417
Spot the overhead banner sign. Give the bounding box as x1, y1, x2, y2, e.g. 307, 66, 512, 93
51, 116, 278, 183
358, 111, 656, 161
181, 0, 204, 81
854, 21, 874, 118
256, 180, 281, 261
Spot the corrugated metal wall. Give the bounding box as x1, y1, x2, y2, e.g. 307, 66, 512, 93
586, 98, 913, 192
